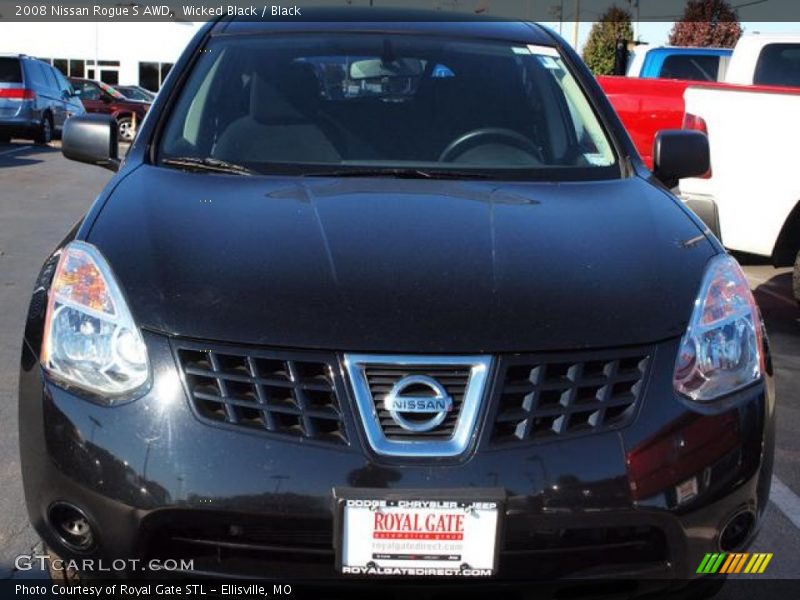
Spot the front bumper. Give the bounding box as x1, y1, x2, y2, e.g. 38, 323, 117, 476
19, 330, 775, 585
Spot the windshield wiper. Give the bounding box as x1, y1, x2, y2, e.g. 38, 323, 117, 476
161, 156, 254, 176
300, 167, 493, 180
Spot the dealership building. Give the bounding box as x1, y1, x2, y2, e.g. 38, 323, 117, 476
0, 21, 203, 90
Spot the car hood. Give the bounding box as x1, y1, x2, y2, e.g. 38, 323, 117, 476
87, 167, 715, 353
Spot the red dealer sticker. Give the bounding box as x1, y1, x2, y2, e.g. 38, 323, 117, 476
340, 499, 499, 577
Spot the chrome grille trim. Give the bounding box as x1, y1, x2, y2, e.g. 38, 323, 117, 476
344, 354, 492, 457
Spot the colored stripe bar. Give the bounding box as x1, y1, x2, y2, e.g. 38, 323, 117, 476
710, 553, 727, 574
744, 554, 760, 573
696, 553, 713, 574
758, 553, 773, 573
733, 553, 750, 573
720, 553, 737, 574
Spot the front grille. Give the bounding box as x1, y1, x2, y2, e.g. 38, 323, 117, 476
491, 349, 651, 445
364, 364, 471, 440
143, 513, 336, 579
174, 341, 348, 445
500, 523, 669, 578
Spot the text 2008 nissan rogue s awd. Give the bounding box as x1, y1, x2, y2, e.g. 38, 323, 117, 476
19, 13, 775, 594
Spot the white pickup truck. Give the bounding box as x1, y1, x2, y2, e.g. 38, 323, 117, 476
679, 34, 800, 301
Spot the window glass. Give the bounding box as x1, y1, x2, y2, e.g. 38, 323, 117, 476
53, 59, 68, 76
101, 70, 119, 85
54, 70, 72, 93
754, 43, 800, 87
69, 60, 85, 78
139, 62, 159, 92
660, 55, 720, 81
161, 62, 174, 85
77, 81, 102, 101
159, 35, 618, 180
0, 57, 22, 83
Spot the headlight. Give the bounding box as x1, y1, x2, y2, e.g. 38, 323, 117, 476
673, 254, 764, 402
41, 241, 150, 401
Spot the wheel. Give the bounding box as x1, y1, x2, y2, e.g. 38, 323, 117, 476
34, 113, 53, 145
117, 116, 135, 142
793, 250, 800, 304
44, 546, 80, 584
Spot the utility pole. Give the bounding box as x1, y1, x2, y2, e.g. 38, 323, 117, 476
572, 0, 581, 49
628, 0, 640, 42
549, 1, 565, 36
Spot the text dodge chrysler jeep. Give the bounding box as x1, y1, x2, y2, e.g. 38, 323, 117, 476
19, 11, 775, 596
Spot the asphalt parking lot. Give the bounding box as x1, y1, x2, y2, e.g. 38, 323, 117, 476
0, 139, 798, 591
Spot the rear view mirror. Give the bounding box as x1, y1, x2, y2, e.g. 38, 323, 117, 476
62, 114, 119, 171
349, 58, 424, 80
653, 130, 710, 189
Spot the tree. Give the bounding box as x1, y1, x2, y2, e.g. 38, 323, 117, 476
668, 0, 742, 48
582, 6, 634, 76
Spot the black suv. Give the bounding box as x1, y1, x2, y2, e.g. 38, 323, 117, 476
19, 12, 774, 594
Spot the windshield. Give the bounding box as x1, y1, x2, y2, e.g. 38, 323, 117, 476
159, 34, 618, 180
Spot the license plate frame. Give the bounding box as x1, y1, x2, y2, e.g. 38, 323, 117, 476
333, 488, 505, 578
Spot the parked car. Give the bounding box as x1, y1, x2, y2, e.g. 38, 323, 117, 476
680, 84, 800, 302
20, 12, 773, 594
114, 84, 156, 103
626, 45, 733, 81
600, 33, 800, 168
68, 77, 150, 142
0, 53, 85, 144
599, 34, 800, 300
724, 33, 800, 87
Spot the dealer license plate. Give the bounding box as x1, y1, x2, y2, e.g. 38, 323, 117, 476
339, 498, 500, 577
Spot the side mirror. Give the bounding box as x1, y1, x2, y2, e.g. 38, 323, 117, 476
62, 114, 119, 171
100, 94, 113, 104
653, 130, 710, 189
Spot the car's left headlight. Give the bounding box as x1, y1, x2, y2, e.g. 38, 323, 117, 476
673, 254, 764, 402
41, 241, 150, 402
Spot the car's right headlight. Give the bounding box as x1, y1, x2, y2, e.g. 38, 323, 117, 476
673, 254, 764, 402
41, 241, 150, 402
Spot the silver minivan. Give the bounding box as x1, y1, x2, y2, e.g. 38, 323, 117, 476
0, 54, 85, 144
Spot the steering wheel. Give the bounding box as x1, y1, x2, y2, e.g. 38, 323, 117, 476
438, 127, 545, 163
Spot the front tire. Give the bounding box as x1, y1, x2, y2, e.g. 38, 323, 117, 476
793, 250, 800, 304
34, 113, 53, 145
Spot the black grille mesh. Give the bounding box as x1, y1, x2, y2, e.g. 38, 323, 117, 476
491, 350, 651, 444
175, 342, 347, 445
364, 364, 471, 440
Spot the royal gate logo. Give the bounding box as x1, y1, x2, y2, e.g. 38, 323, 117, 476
696, 552, 773, 574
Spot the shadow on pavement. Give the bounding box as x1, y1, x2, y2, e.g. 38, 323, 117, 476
0, 142, 59, 168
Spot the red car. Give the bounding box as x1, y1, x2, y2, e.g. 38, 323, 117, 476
68, 77, 150, 142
